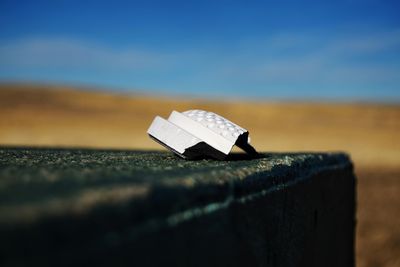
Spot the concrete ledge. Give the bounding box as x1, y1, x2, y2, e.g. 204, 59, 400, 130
0, 148, 355, 267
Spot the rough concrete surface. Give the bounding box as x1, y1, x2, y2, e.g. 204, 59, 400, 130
0, 148, 355, 267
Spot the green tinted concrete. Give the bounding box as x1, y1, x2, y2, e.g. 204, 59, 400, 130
0, 148, 355, 267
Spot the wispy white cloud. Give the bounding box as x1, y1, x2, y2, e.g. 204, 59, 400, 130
213, 29, 400, 84
327, 29, 400, 54
0, 38, 174, 70
0, 30, 399, 99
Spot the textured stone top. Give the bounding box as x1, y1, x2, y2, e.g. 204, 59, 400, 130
0, 148, 352, 230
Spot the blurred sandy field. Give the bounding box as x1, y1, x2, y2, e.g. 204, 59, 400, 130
0, 84, 399, 267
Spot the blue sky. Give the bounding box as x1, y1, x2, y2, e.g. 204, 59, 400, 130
0, 0, 399, 101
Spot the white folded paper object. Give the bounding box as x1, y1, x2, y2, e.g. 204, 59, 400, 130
147, 110, 258, 160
